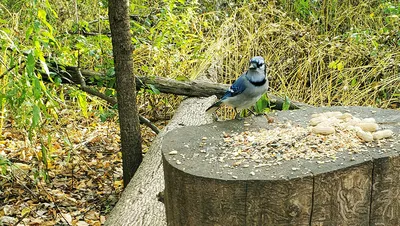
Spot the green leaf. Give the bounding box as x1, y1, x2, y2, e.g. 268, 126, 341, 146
254, 94, 270, 113
282, 96, 291, 111
147, 84, 160, 94
1, 165, 7, 175
351, 77, 357, 87
38, 9, 54, 34
33, 76, 41, 99
77, 93, 88, 118
26, 26, 34, 40
0, 155, 11, 166
54, 76, 62, 85
175, 75, 189, 82
32, 105, 41, 128
26, 51, 35, 76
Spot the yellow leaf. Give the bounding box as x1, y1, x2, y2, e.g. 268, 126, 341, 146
47, 161, 54, 169
38, 9, 47, 21
337, 62, 344, 71
113, 180, 123, 189
328, 61, 337, 69
21, 207, 31, 216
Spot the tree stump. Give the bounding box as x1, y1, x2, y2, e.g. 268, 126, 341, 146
162, 106, 400, 226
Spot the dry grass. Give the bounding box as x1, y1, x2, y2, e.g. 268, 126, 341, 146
133, 1, 399, 109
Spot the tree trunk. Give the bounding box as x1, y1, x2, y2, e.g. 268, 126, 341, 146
108, 0, 142, 187
105, 96, 216, 226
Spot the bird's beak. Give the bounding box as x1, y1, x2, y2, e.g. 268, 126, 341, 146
249, 62, 257, 69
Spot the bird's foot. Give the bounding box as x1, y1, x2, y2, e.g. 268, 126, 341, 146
247, 109, 256, 116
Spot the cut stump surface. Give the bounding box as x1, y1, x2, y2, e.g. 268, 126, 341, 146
162, 106, 400, 226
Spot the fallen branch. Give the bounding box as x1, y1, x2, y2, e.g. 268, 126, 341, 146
0, 50, 306, 110
48, 63, 307, 110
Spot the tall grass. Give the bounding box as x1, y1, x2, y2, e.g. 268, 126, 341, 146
181, 1, 400, 108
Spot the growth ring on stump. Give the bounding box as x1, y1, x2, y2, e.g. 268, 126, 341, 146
162, 106, 400, 226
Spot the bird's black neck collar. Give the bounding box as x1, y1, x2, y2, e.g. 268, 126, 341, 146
249, 78, 267, 86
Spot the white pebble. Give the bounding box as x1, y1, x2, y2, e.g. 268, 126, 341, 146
169, 150, 178, 155
312, 126, 335, 135
250, 171, 255, 176
357, 130, 373, 142
373, 130, 394, 140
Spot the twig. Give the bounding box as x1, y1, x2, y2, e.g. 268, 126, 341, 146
13, 210, 30, 226
69, 31, 111, 37
0, 64, 17, 79
75, 69, 160, 134
88, 16, 108, 24
8, 170, 38, 199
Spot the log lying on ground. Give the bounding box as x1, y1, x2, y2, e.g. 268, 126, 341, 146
4, 49, 306, 109
49, 64, 306, 110
104, 96, 216, 226
162, 106, 400, 225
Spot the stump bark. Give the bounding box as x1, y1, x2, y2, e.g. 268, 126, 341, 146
162, 106, 400, 226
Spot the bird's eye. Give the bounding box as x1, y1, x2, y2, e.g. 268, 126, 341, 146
257, 62, 264, 67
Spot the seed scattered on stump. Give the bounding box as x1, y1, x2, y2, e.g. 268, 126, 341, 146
205, 111, 395, 169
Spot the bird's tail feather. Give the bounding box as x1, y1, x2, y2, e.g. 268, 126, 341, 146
206, 101, 222, 113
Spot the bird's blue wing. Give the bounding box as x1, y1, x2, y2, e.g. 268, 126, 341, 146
221, 76, 247, 100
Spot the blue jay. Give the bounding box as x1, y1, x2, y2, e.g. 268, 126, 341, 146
206, 56, 269, 116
